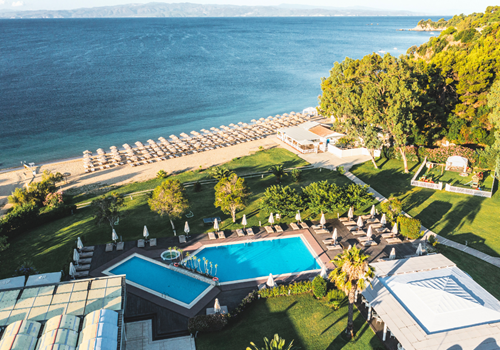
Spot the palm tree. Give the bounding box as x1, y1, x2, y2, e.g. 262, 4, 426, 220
247, 334, 297, 350
329, 246, 374, 338
269, 165, 287, 183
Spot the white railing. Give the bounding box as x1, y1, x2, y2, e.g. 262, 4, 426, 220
411, 180, 443, 190
445, 183, 492, 198
327, 145, 380, 158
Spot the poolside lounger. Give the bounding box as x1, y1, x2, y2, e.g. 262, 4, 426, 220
314, 229, 329, 235
82, 246, 95, 252
360, 240, 378, 247
79, 251, 94, 258
74, 271, 89, 279
274, 225, 284, 233
236, 229, 246, 237
105, 243, 114, 252
299, 222, 309, 229
338, 217, 349, 222
381, 233, 394, 239
208, 232, 217, 240
149, 238, 157, 247
361, 215, 371, 220
353, 230, 366, 236
356, 236, 370, 243
137, 239, 145, 248
78, 258, 92, 265
376, 227, 390, 234
346, 226, 357, 231
385, 237, 403, 244
116, 242, 124, 251
217, 231, 226, 239
370, 223, 383, 229
311, 224, 322, 230
246, 228, 255, 236
264, 226, 274, 234
179, 235, 186, 244
75, 264, 90, 271
327, 244, 342, 251
367, 218, 380, 223
290, 223, 300, 230
343, 221, 357, 226
322, 238, 336, 245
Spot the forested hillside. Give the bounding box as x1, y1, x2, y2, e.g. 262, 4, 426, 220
319, 6, 500, 176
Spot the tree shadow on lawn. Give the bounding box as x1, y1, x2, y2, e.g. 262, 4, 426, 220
326, 311, 381, 350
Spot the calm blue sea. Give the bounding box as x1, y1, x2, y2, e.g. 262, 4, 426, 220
0, 17, 442, 168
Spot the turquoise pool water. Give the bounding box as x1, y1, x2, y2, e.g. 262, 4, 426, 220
194, 236, 320, 282
109, 256, 211, 305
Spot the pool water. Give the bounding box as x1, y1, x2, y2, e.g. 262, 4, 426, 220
108, 256, 211, 305
194, 236, 321, 283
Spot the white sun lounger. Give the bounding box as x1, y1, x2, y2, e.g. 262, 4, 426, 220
137, 239, 145, 248
236, 229, 246, 237
217, 231, 226, 239
327, 244, 342, 251
208, 232, 216, 240
264, 226, 274, 234
105, 243, 114, 252
290, 223, 300, 230
179, 235, 186, 243
314, 229, 329, 235
246, 228, 255, 236
274, 225, 283, 233
299, 222, 309, 229
116, 242, 124, 251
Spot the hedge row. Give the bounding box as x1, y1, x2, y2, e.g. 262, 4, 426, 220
389, 145, 477, 165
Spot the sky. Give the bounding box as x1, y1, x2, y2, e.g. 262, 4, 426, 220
0, 0, 497, 15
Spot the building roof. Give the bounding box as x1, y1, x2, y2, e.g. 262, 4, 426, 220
363, 254, 500, 350
0, 278, 26, 292
26, 272, 62, 287
278, 122, 343, 143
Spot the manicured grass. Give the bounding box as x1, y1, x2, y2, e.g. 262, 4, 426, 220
351, 158, 500, 256
422, 166, 493, 191
196, 294, 384, 350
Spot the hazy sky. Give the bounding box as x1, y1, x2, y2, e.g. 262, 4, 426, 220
0, 0, 497, 15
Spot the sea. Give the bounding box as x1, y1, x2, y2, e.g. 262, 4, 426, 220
0, 17, 443, 169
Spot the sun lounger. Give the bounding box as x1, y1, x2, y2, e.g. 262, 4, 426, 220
274, 225, 283, 233
360, 240, 378, 247
339, 217, 349, 222
149, 238, 157, 247
82, 246, 95, 252
79, 251, 94, 258
367, 218, 380, 223
322, 238, 336, 244
343, 221, 357, 226
264, 226, 274, 234
361, 215, 371, 220
179, 235, 186, 243
246, 228, 255, 236
105, 243, 113, 252
381, 233, 394, 239
208, 232, 216, 240
327, 244, 342, 251
376, 227, 390, 234
290, 223, 300, 230
314, 229, 329, 235
137, 239, 145, 248
78, 258, 92, 265
311, 224, 322, 230
370, 223, 383, 229
236, 229, 245, 237
75, 264, 90, 271
385, 237, 403, 244
353, 230, 366, 236
217, 231, 226, 239
74, 271, 89, 279
346, 226, 357, 231
299, 222, 309, 229
116, 242, 124, 251
357, 236, 370, 243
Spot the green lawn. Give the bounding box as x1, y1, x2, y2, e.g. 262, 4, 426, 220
351, 158, 500, 256
0, 149, 377, 279
196, 294, 384, 350
421, 166, 494, 191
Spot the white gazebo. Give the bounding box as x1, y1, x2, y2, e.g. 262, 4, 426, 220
445, 156, 468, 172
276, 121, 344, 154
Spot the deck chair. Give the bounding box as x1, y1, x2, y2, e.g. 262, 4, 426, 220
385, 237, 402, 244
217, 231, 226, 239
274, 225, 283, 233
236, 229, 246, 237
314, 228, 329, 235
76, 264, 90, 271
80, 251, 94, 258
353, 230, 366, 236
137, 239, 145, 248
149, 238, 157, 247
264, 226, 274, 234
208, 232, 216, 240
74, 271, 89, 279
179, 235, 186, 244
105, 243, 113, 252
327, 244, 342, 251
290, 223, 300, 230
82, 246, 95, 252
246, 228, 255, 236
322, 238, 336, 245
299, 222, 309, 229
116, 242, 124, 251
338, 217, 349, 222
381, 233, 394, 239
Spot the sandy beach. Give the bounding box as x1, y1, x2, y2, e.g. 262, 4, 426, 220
0, 136, 280, 214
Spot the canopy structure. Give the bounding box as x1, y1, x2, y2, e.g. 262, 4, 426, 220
0, 277, 25, 291
276, 121, 344, 154
445, 156, 468, 172
25, 272, 62, 287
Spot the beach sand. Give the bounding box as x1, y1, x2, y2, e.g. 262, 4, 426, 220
0, 136, 279, 214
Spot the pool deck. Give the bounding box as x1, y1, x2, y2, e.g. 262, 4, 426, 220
88, 216, 420, 339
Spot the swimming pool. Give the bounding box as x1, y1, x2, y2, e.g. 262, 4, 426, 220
103, 254, 213, 309
191, 235, 322, 284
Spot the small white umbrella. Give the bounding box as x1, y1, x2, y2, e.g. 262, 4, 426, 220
380, 214, 387, 225
73, 249, 80, 265
357, 216, 363, 228
77, 237, 84, 250
69, 262, 76, 278
367, 226, 373, 239
112, 229, 118, 242
332, 228, 338, 243
348, 207, 354, 220
266, 273, 275, 288
389, 248, 396, 260
416, 243, 423, 256
184, 221, 190, 234
241, 214, 247, 229
214, 298, 221, 313
392, 223, 398, 235
370, 205, 376, 217
143, 225, 149, 239
268, 213, 275, 225
320, 266, 328, 279
213, 218, 219, 231
320, 212, 326, 228
295, 210, 301, 222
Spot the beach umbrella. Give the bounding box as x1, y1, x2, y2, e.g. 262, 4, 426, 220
213, 218, 219, 231
367, 226, 373, 239
416, 243, 423, 256
143, 226, 149, 239
268, 213, 275, 225
381, 214, 387, 225
184, 221, 190, 234
112, 229, 118, 242
348, 207, 354, 220
370, 205, 376, 217
214, 298, 222, 313
69, 263, 76, 278
392, 223, 398, 235
73, 249, 80, 265
266, 274, 275, 288
295, 210, 301, 222
389, 248, 396, 260
77, 237, 84, 250
320, 266, 328, 279
320, 212, 326, 228
357, 216, 363, 228
242, 214, 247, 229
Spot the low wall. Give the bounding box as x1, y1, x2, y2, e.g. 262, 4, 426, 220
411, 180, 443, 190
444, 183, 492, 198
327, 145, 380, 158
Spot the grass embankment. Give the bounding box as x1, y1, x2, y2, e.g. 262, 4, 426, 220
350, 158, 500, 257
196, 294, 384, 350
0, 149, 376, 279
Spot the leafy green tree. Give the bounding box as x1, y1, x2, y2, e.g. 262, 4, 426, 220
380, 197, 403, 223
487, 79, 500, 179
156, 170, 168, 179
290, 169, 301, 183
312, 275, 327, 299
247, 334, 298, 350
343, 184, 373, 210
91, 192, 124, 230
208, 166, 234, 180
214, 174, 250, 222
302, 181, 344, 215
269, 165, 287, 183
149, 179, 189, 228
260, 185, 303, 217
329, 246, 374, 338
397, 216, 423, 240
41, 170, 63, 187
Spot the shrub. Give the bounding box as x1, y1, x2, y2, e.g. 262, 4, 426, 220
156, 170, 168, 179
380, 198, 403, 223
43, 191, 64, 208
312, 276, 327, 299
290, 168, 301, 183
229, 291, 258, 319
428, 234, 439, 247
326, 289, 346, 310
258, 281, 312, 298
193, 181, 202, 192
397, 216, 422, 240
13, 260, 39, 280
188, 313, 228, 333
336, 166, 345, 175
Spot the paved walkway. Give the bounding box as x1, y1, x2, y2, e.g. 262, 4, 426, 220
125, 320, 196, 350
